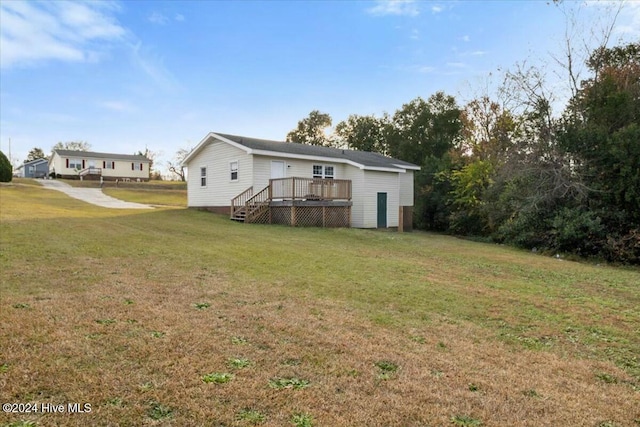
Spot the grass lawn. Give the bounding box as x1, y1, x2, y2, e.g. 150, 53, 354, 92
1, 181, 639, 426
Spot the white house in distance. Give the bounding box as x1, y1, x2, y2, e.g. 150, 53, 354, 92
182, 132, 420, 230
49, 150, 151, 181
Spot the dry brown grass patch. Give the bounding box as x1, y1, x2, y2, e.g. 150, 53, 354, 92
2, 276, 638, 426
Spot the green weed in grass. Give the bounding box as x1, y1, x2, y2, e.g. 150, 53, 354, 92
12, 303, 29, 309
202, 372, 234, 384
292, 412, 314, 427
193, 302, 210, 310
139, 382, 154, 392
5, 421, 37, 427
0, 363, 9, 373
228, 357, 252, 369
595, 372, 617, 384
95, 318, 116, 325
410, 335, 426, 344
106, 397, 124, 407
232, 336, 248, 345
269, 377, 310, 390
375, 360, 399, 380
150, 331, 165, 338
236, 408, 265, 424
147, 401, 173, 420
522, 389, 540, 398
451, 415, 482, 426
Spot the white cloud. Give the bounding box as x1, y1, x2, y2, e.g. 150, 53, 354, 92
148, 11, 169, 25
99, 101, 137, 113
431, 5, 443, 14
418, 65, 435, 73
399, 64, 436, 74
0, 1, 125, 69
461, 35, 470, 42
410, 29, 420, 40
149, 11, 185, 25
129, 42, 181, 93
367, 0, 419, 17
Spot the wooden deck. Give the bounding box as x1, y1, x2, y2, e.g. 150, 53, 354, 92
231, 177, 352, 227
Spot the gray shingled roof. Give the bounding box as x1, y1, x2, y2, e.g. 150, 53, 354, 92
215, 133, 419, 170
22, 158, 49, 166
54, 150, 150, 162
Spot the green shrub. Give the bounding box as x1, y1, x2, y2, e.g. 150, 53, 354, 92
550, 208, 605, 256
0, 150, 12, 182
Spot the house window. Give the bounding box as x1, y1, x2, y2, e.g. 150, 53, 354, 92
324, 166, 334, 179
132, 163, 142, 171
312, 164, 334, 179
69, 158, 82, 169
104, 161, 114, 169
200, 167, 207, 187
230, 161, 238, 181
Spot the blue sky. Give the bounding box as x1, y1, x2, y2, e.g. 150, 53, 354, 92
1, 0, 638, 175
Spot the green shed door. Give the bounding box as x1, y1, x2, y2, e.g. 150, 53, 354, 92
377, 192, 387, 228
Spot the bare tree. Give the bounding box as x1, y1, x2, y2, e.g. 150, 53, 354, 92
167, 147, 191, 181
550, 1, 623, 98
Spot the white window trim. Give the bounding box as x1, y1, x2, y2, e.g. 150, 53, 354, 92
230, 160, 239, 182
69, 158, 82, 170
312, 164, 335, 179
200, 166, 207, 187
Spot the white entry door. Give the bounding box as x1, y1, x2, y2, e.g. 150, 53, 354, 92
271, 161, 285, 179
271, 161, 286, 199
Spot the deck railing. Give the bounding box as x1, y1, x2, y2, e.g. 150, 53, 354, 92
79, 167, 102, 176
245, 185, 270, 222
231, 186, 253, 218
269, 177, 351, 201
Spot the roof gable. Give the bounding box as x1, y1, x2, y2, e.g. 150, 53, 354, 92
184, 132, 420, 172
23, 158, 49, 166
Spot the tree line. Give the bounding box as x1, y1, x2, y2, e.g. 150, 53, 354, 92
285, 42, 639, 264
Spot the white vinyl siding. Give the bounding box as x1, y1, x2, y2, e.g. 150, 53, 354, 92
399, 170, 415, 206
342, 166, 365, 228
361, 171, 400, 228
186, 141, 252, 207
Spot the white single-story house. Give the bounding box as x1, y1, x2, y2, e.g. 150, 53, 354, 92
49, 150, 151, 181
182, 132, 420, 230
15, 158, 49, 178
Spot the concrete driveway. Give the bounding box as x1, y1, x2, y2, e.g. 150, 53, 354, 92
38, 180, 153, 209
